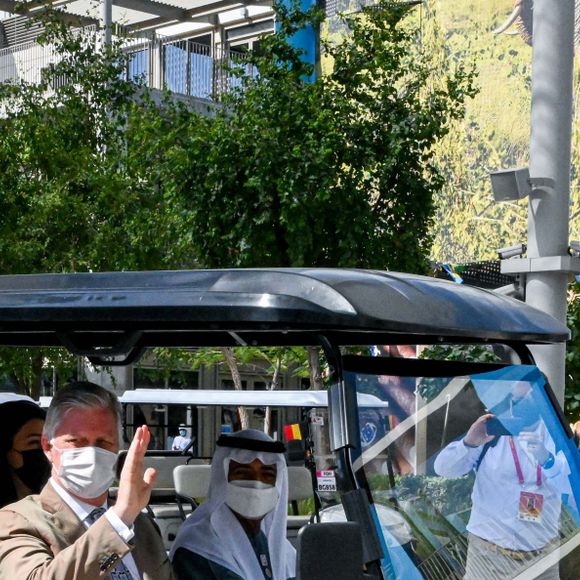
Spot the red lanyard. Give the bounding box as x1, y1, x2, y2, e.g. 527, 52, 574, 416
509, 436, 542, 487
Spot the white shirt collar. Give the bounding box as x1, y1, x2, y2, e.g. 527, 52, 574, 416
49, 477, 107, 526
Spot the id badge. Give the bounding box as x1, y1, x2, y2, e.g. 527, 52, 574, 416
518, 491, 544, 523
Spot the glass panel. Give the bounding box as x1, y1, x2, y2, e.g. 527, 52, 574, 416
347, 363, 580, 579
127, 48, 148, 83
164, 44, 187, 94
189, 51, 213, 98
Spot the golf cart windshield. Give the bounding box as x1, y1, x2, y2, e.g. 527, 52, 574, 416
347, 355, 580, 579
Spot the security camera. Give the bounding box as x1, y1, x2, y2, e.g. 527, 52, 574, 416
569, 241, 580, 256
497, 244, 526, 260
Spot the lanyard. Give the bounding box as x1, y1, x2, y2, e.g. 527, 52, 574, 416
509, 436, 542, 487
257, 551, 272, 579
248, 531, 273, 579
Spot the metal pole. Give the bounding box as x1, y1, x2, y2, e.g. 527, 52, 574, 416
101, 0, 112, 48
526, 0, 575, 406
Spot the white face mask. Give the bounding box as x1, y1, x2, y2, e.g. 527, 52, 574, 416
225, 479, 279, 520
52, 443, 117, 500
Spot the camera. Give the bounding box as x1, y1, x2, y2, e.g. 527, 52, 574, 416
486, 417, 526, 437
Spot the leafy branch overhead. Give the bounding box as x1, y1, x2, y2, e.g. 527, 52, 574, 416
175, 1, 477, 272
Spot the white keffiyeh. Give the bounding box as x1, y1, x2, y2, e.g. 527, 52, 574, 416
170, 429, 296, 580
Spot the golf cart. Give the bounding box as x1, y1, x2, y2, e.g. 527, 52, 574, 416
0, 268, 577, 579
116, 387, 392, 550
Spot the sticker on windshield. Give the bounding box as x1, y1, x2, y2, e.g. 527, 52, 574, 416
316, 470, 337, 492
360, 420, 379, 448
310, 415, 324, 426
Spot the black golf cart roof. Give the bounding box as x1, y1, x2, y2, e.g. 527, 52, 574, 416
0, 268, 568, 363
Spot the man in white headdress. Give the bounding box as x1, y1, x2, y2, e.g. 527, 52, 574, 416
170, 429, 296, 579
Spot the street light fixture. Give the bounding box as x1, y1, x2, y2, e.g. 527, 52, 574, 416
489, 167, 555, 202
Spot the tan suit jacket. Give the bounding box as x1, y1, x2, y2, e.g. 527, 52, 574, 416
0, 482, 175, 580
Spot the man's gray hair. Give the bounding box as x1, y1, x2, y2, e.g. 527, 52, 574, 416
44, 381, 122, 440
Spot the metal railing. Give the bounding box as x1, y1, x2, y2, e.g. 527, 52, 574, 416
0, 39, 58, 86
0, 33, 256, 101
123, 36, 256, 100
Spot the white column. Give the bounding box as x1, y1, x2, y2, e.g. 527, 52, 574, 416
526, 0, 575, 406
101, 0, 112, 48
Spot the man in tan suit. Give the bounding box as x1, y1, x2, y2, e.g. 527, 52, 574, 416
0, 382, 175, 579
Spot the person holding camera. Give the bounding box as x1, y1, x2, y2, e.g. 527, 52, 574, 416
434, 383, 570, 579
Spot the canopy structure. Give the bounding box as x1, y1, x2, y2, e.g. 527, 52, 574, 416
0, 268, 568, 363
0, 0, 273, 40
118, 388, 390, 408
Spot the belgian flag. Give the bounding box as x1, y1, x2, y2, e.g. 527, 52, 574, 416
284, 423, 302, 441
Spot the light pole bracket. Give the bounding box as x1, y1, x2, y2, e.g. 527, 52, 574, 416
500, 255, 580, 275
528, 177, 556, 191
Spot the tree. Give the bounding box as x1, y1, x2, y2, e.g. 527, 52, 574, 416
0, 19, 193, 397
151, 0, 476, 424
420, 0, 580, 421
0, 23, 191, 275
163, 1, 476, 273
0, 3, 476, 397
146, 346, 311, 435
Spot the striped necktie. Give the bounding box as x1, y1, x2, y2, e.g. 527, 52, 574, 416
86, 508, 134, 579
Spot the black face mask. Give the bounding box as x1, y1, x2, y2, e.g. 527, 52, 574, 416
13, 449, 51, 493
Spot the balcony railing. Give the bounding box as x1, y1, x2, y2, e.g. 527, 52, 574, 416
0, 39, 59, 86
0, 33, 256, 101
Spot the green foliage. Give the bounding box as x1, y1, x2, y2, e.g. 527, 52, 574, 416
565, 284, 580, 420
417, 344, 501, 401
132, 1, 475, 388
412, 0, 580, 417
421, 344, 501, 363
425, 0, 533, 262
0, 3, 476, 393
394, 474, 474, 516
144, 346, 311, 386
0, 21, 190, 274
0, 19, 193, 395
0, 347, 77, 396
166, 1, 476, 271
427, 0, 580, 262
367, 471, 473, 517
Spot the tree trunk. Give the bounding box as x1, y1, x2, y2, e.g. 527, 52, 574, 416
264, 354, 282, 436
221, 347, 249, 429
30, 353, 44, 401
9, 351, 44, 398
308, 346, 324, 390
10, 371, 27, 396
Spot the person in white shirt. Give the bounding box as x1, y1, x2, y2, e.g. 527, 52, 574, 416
172, 426, 193, 452
0, 381, 175, 580
434, 382, 570, 580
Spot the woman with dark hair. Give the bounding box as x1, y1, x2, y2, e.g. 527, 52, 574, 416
0, 397, 51, 508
